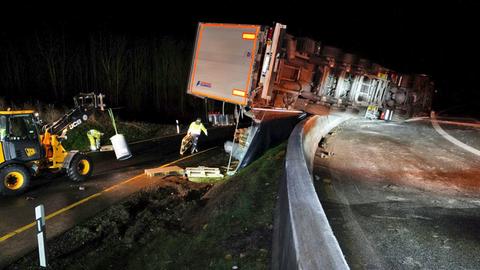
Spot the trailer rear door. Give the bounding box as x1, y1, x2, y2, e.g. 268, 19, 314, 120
187, 23, 261, 106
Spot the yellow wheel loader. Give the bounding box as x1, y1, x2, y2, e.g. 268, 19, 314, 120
0, 93, 106, 196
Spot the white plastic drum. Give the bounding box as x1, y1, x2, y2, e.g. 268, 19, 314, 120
110, 134, 132, 160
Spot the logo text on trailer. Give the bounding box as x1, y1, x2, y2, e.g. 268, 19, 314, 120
196, 81, 212, 88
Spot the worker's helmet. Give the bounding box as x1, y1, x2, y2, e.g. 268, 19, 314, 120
196, 118, 202, 124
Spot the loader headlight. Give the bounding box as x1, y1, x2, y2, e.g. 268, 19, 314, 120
31, 163, 39, 174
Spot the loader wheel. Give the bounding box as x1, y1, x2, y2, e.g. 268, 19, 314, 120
67, 154, 93, 182
0, 165, 31, 196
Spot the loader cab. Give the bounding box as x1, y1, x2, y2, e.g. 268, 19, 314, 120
0, 111, 43, 166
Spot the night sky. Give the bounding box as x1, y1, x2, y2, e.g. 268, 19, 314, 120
1, 1, 478, 116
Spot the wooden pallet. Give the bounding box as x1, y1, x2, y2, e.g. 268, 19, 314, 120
234, 128, 250, 146
144, 166, 185, 177
185, 166, 223, 178
180, 134, 193, 155
220, 160, 239, 170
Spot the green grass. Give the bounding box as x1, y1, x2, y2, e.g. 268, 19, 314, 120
188, 177, 224, 184
125, 143, 285, 270
61, 115, 180, 151
1, 99, 182, 151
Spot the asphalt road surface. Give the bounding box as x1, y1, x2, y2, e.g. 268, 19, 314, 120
314, 118, 480, 270
0, 126, 234, 268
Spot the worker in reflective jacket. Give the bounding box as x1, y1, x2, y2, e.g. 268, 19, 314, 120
188, 118, 208, 154
87, 129, 104, 151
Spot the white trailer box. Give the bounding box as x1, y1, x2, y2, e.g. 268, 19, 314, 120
187, 23, 261, 105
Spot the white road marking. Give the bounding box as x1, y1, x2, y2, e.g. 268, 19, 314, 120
371, 215, 408, 220
431, 114, 480, 157
407, 116, 480, 128
404, 116, 429, 122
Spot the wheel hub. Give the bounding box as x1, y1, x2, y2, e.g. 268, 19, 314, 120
4, 172, 24, 190
77, 159, 90, 175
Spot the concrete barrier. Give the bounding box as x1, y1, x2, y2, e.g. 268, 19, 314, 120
273, 113, 353, 270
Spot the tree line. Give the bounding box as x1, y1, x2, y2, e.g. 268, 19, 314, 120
0, 28, 210, 122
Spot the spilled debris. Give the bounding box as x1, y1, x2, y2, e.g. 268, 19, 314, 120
185, 166, 223, 179
144, 166, 184, 177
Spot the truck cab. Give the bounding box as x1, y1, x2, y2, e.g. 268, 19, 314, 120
0, 111, 43, 168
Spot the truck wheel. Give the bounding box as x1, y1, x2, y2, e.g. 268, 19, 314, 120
0, 165, 31, 196
67, 154, 93, 182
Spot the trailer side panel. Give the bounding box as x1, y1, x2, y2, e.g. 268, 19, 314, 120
187, 23, 261, 105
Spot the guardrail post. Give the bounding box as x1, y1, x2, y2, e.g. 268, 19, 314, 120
35, 204, 47, 268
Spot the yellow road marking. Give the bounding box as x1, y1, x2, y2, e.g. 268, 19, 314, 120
0, 147, 217, 243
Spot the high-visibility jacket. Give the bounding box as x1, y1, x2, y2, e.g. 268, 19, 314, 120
188, 122, 207, 136
87, 129, 103, 139
87, 129, 103, 150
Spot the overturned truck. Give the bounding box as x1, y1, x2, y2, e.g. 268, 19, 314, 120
187, 22, 434, 118
186, 22, 435, 170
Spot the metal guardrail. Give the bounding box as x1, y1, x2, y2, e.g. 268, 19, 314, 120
272, 113, 353, 270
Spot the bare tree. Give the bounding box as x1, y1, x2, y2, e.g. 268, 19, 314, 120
36, 28, 68, 100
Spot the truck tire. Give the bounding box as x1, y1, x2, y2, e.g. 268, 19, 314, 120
0, 165, 31, 196
66, 154, 93, 182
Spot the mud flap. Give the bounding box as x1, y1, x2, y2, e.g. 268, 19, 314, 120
62, 150, 80, 169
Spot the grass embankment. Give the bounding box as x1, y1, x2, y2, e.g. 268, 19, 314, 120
132, 145, 285, 270
61, 114, 182, 151
9, 144, 285, 270
0, 99, 182, 151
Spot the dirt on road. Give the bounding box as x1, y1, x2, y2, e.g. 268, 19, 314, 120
314, 119, 480, 270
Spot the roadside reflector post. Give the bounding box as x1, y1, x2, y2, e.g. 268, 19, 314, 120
204, 98, 208, 123
176, 120, 180, 134
384, 109, 390, 121
35, 204, 47, 268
